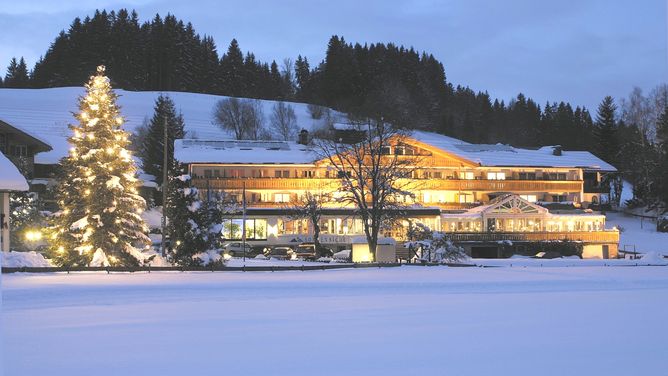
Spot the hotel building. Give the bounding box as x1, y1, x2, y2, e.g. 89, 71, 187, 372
174, 130, 620, 259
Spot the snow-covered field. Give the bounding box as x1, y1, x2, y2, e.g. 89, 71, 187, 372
3, 266, 668, 376
606, 212, 668, 254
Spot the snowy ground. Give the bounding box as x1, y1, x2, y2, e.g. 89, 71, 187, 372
606, 211, 668, 254
3, 266, 668, 376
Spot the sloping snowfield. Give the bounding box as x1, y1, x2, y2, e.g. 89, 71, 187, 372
3, 266, 668, 376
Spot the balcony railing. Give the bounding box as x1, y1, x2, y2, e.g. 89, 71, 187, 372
192, 177, 583, 193
448, 230, 619, 244
422, 179, 583, 192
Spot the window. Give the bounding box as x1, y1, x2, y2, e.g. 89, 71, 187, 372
10, 144, 28, 157
433, 171, 443, 179
557, 173, 567, 181
552, 195, 567, 202
337, 170, 351, 178
487, 172, 506, 180
274, 170, 290, 178
220, 218, 267, 240
520, 195, 538, 203
461, 171, 475, 180
274, 193, 291, 203
302, 170, 315, 178
213, 169, 221, 178
204, 169, 212, 178
519, 172, 536, 180
458, 194, 474, 203
395, 146, 405, 155
380, 146, 391, 155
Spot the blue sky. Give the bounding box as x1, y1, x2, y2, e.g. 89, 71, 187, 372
0, 0, 665, 110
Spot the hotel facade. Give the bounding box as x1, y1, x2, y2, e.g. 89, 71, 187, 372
174, 130, 620, 259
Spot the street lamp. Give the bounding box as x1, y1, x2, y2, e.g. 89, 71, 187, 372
24, 229, 43, 251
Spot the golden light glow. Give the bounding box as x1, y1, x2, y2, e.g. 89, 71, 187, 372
24, 230, 42, 242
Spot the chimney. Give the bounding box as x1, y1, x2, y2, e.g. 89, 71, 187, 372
552, 145, 562, 156
298, 129, 309, 145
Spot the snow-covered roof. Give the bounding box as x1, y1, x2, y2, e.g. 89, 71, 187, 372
174, 139, 317, 164
0, 87, 340, 164
410, 130, 616, 171
0, 153, 29, 191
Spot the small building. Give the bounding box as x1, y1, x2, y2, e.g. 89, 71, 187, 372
0, 119, 52, 179
0, 152, 29, 252
441, 195, 618, 259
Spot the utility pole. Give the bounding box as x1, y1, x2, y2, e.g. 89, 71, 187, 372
161, 114, 169, 257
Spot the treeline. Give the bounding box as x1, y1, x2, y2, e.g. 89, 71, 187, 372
2, 8, 599, 149
1, 9, 294, 100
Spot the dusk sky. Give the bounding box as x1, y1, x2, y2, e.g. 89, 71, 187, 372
0, 0, 665, 110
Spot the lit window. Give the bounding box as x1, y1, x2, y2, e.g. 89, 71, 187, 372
520, 195, 537, 202
461, 171, 475, 180
487, 172, 506, 180
459, 194, 473, 203
274, 193, 291, 203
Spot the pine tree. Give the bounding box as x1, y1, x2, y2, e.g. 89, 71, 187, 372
593, 96, 618, 165
4, 57, 30, 88
48, 65, 149, 267
140, 94, 185, 186
164, 162, 211, 265
219, 39, 245, 96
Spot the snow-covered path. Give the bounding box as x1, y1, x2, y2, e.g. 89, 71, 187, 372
3, 267, 668, 376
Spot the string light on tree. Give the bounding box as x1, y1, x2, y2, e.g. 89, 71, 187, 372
48, 65, 150, 267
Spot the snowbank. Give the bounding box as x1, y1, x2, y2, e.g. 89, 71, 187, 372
1, 251, 52, 267
639, 252, 668, 265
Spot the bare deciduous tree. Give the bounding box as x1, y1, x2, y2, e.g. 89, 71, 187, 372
315, 119, 422, 258
286, 191, 330, 256
270, 101, 298, 141
242, 99, 265, 140
213, 97, 265, 140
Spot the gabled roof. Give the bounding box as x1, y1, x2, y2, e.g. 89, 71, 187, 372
0, 119, 52, 153
409, 130, 617, 171
478, 194, 548, 215
174, 139, 317, 164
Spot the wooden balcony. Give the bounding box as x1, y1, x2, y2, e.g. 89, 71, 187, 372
448, 230, 619, 244
421, 179, 583, 192
192, 178, 339, 190
192, 177, 583, 193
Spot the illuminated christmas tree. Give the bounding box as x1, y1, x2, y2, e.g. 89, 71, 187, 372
49, 65, 150, 266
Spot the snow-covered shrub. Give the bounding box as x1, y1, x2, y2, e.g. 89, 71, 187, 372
405, 222, 468, 264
